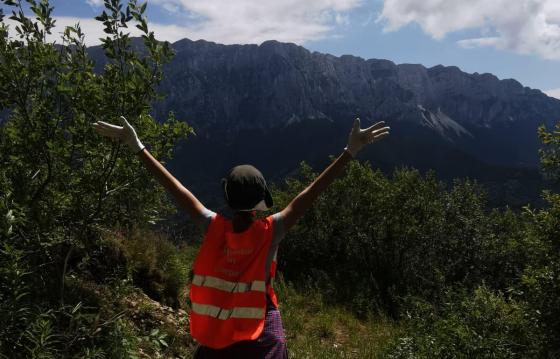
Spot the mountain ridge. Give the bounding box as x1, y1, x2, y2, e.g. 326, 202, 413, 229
87, 37, 560, 206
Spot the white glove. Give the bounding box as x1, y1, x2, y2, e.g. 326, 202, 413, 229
92, 116, 145, 154
344, 118, 390, 157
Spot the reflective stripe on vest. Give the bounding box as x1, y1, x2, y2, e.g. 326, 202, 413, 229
192, 302, 265, 320
192, 274, 266, 293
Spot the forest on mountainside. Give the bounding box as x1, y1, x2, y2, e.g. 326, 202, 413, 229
1, 1, 559, 358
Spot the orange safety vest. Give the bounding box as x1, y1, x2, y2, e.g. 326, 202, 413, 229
189, 214, 279, 349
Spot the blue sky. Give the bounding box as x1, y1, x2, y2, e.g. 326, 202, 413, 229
4, 0, 560, 98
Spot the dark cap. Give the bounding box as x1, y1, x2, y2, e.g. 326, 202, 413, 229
222, 165, 273, 211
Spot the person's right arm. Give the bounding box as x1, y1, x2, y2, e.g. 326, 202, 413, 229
92, 116, 210, 227
136, 148, 209, 226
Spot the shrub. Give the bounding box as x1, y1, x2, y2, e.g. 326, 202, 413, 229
518, 191, 560, 357
273, 161, 529, 316
386, 286, 542, 359
116, 229, 198, 308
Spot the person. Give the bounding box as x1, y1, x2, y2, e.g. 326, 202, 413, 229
93, 116, 389, 358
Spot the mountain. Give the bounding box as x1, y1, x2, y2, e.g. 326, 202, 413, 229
93, 38, 560, 207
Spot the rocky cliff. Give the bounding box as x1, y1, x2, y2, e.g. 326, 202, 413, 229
90, 38, 560, 206
150, 39, 560, 168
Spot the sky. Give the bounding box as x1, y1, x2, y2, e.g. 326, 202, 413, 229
3, 0, 560, 98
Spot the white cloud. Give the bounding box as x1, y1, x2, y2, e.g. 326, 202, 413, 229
85, 0, 103, 7
335, 13, 350, 26
147, 0, 362, 44
378, 0, 560, 60
544, 88, 560, 99
457, 37, 500, 49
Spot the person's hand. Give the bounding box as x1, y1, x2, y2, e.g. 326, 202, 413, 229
344, 118, 390, 157
92, 116, 145, 153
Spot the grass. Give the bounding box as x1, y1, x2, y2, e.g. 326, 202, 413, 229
275, 277, 402, 358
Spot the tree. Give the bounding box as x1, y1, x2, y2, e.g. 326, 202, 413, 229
0, 0, 191, 356
518, 122, 560, 355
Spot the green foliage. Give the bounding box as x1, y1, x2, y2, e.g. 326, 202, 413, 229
23, 311, 59, 359
274, 162, 531, 316
103, 318, 141, 359
376, 125, 560, 358
0, 0, 191, 356
116, 229, 198, 308
518, 194, 560, 356
538, 122, 560, 184
382, 119, 560, 358
386, 286, 541, 359
0, 0, 191, 241
0, 244, 31, 355
514, 121, 560, 356
143, 328, 169, 352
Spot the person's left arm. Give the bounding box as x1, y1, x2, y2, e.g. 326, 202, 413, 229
279, 118, 390, 232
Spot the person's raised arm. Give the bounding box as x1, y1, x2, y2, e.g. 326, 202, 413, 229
92, 116, 208, 227
280, 118, 389, 232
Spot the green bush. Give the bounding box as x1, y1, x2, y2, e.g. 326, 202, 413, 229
514, 124, 560, 357
518, 191, 560, 357
111, 228, 198, 308
273, 161, 530, 316
0, 244, 32, 355
386, 286, 542, 359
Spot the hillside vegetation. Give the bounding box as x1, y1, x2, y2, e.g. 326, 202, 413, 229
1, 1, 560, 358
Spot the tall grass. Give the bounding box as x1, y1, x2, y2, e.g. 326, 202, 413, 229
275, 277, 402, 358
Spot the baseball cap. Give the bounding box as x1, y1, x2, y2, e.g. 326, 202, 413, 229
222, 165, 273, 211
